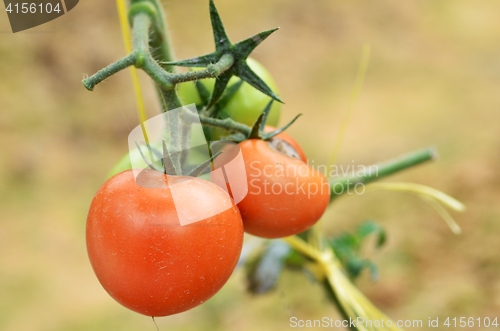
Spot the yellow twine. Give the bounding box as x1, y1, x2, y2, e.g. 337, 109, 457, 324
116, 0, 150, 146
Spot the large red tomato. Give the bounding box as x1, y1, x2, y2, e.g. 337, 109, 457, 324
86, 169, 244, 316
236, 136, 330, 239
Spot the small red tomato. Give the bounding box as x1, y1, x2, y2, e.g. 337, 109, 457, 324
236, 136, 330, 239
86, 169, 243, 316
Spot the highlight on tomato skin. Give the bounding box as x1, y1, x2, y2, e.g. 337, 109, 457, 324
86, 169, 244, 317
234, 137, 330, 239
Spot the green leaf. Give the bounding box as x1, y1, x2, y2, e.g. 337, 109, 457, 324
328, 220, 387, 281
346, 258, 379, 281
356, 220, 386, 248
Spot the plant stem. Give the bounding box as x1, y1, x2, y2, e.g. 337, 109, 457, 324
132, 13, 176, 91
283, 236, 402, 331
281, 236, 354, 327
322, 279, 357, 330
146, 0, 176, 68
198, 115, 251, 136
83, 5, 236, 109
168, 53, 235, 85
329, 146, 437, 201
83, 53, 137, 91
130, 11, 182, 170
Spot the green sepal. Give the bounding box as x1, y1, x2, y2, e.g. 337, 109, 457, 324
195, 80, 211, 106
166, 52, 221, 68
165, 0, 282, 106
258, 100, 274, 134
209, 0, 231, 52
162, 139, 179, 175
233, 61, 283, 103
247, 100, 274, 139
216, 80, 244, 109
207, 71, 232, 108
232, 28, 279, 59
187, 151, 223, 177
248, 111, 266, 139
262, 114, 302, 140
135, 141, 160, 172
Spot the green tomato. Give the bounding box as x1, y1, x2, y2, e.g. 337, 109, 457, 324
177, 58, 281, 140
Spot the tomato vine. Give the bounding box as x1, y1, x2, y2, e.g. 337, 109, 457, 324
83, 0, 465, 328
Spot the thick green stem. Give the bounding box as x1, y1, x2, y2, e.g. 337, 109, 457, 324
160, 89, 183, 110
132, 14, 175, 91
131, 11, 150, 50
130, 11, 182, 170
139, 0, 176, 69
329, 147, 437, 201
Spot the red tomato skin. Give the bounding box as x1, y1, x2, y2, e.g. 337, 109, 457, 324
86, 169, 243, 317
236, 139, 330, 239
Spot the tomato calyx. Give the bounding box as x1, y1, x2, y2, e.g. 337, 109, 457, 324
218, 100, 302, 144
163, 0, 282, 109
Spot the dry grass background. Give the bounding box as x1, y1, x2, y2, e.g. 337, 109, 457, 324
1, 0, 499, 330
